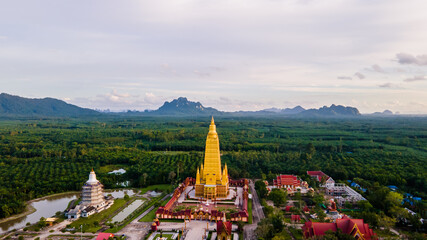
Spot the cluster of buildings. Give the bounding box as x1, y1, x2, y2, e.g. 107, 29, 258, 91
307, 171, 366, 206
66, 170, 113, 219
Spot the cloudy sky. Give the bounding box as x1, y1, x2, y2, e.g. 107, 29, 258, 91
1, 0, 427, 113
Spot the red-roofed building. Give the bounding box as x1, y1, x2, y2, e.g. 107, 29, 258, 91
217, 220, 232, 240
291, 214, 301, 223
273, 175, 301, 189
302, 218, 377, 239
307, 171, 335, 188
285, 205, 292, 212
96, 233, 114, 240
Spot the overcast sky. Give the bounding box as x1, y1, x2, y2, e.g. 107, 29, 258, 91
1, 0, 427, 113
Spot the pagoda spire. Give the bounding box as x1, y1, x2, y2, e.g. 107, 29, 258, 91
204, 116, 222, 183
222, 163, 228, 185
209, 116, 216, 133
196, 168, 201, 185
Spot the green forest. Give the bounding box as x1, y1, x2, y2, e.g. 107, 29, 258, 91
0, 116, 426, 220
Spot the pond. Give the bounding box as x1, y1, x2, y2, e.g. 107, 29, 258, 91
0, 189, 136, 234
110, 199, 145, 223
108, 169, 126, 174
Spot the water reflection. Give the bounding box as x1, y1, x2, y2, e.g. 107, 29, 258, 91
110, 199, 144, 223
0, 189, 136, 234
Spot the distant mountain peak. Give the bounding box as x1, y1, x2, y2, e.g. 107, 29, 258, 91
299, 104, 360, 117
153, 97, 220, 115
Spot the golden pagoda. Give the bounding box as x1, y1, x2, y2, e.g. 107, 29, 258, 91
195, 117, 229, 199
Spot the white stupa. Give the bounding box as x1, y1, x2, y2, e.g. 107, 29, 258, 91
87, 169, 99, 184
81, 169, 105, 207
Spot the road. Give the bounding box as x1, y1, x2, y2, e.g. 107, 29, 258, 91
244, 180, 265, 240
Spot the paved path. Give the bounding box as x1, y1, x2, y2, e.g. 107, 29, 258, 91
244, 180, 265, 240
158, 220, 237, 240
34, 220, 97, 240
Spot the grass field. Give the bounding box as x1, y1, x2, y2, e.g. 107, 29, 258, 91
150, 233, 174, 239
248, 199, 253, 224
139, 206, 158, 222
138, 195, 172, 222
70, 198, 128, 233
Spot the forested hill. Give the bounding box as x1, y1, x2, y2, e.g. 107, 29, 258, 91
150, 97, 221, 116
0, 93, 99, 117
298, 104, 361, 117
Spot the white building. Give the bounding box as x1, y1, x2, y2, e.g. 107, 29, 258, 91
66, 170, 113, 219
326, 183, 366, 206
81, 169, 107, 208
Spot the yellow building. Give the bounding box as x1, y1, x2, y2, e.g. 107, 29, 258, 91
195, 117, 229, 199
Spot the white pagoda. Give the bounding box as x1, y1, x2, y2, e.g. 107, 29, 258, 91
81, 169, 105, 207
66, 169, 113, 219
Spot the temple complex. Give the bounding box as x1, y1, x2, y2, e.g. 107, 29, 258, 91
155, 118, 249, 223
195, 117, 229, 199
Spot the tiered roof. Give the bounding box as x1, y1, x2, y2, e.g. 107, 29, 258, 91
307, 171, 330, 182
273, 174, 300, 186
302, 218, 376, 239
217, 220, 232, 235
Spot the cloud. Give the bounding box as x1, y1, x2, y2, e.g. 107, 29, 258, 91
371, 64, 385, 73
378, 83, 393, 88
396, 53, 427, 66
104, 90, 131, 102
68, 90, 169, 111
209, 66, 226, 72
193, 70, 210, 77
337, 76, 352, 80
404, 75, 427, 82
354, 72, 365, 79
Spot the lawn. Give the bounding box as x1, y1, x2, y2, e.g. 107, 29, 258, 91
139, 195, 172, 222
140, 184, 173, 194
150, 233, 174, 239
139, 206, 158, 222
248, 198, 253, 224
70, 198, 128, 233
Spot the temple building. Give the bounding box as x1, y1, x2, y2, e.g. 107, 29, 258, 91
82, 169, 106, 207
195, 117, 229, 199
66, 170, 113, 219
302, 217, 376, 239
273, 174, 301, 190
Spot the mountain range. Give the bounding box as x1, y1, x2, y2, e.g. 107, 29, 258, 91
0, 93, 363, 117
0, 93, 99, 117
